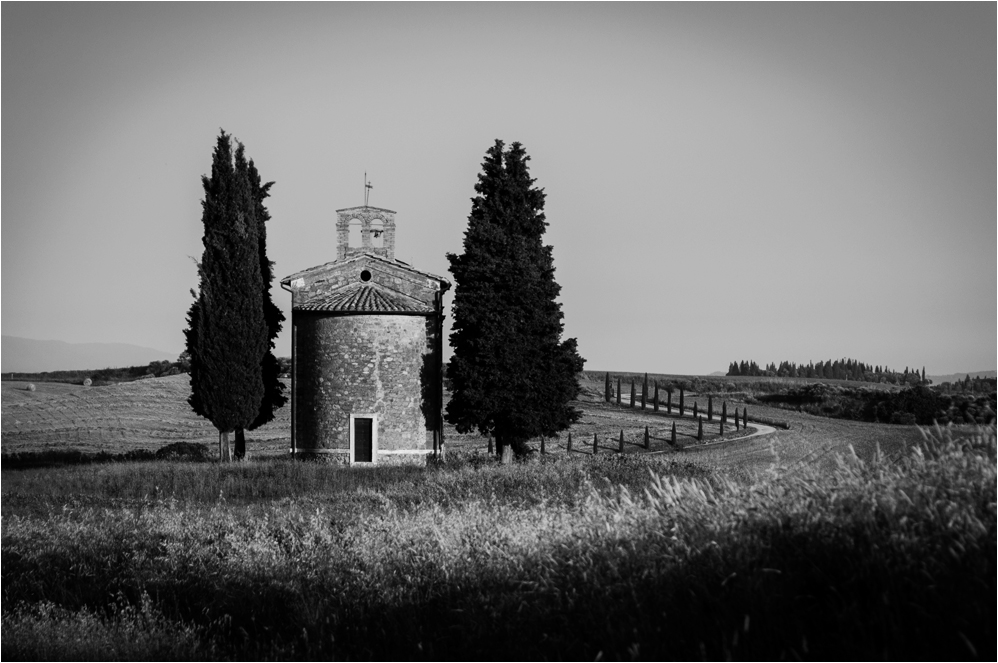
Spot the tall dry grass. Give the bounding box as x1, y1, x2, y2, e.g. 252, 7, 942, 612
2, 425, 994, 660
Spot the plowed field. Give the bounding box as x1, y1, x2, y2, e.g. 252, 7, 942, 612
1, 376, 290, 456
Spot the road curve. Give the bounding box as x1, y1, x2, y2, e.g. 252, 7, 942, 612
644, 420, 776, 455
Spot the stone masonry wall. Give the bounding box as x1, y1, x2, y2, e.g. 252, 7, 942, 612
295, 313, 432, 452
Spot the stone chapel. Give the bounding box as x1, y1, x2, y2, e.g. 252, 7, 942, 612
280, 205, 450, 463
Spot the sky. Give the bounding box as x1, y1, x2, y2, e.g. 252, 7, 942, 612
2, 3, 995, 376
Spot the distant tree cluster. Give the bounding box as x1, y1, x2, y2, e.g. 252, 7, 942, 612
936, 375, 997, 394
727, 358, 927, 385
758, 384, 995, 426
7, 359, 184, 385
4, 353, 294, 387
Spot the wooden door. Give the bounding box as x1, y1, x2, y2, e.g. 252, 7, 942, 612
354, 417, 373, 463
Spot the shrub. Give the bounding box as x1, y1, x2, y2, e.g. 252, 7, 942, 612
154, 442, 212, 462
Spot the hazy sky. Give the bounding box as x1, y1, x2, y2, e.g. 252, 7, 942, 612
3, 3, 995, 375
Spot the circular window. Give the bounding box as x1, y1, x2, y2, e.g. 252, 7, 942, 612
360, 270, 372, 282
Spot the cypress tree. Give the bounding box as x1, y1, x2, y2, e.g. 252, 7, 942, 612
185, 132, 268, 462
671, 421, 677, 446
446, 140, 585, 458
697, 416, 703, 441
679, 387, 685, 415
641, 373, 648, 409
707, 395, 713, 421
630, 381, 636, 408
616, 378, 621, 406
619, 429, 625, 452
604, 372, 612, 403
653, 382, 660, 412
235, 150, 287, 458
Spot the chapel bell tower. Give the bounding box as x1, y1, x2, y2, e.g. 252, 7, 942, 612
335, 206, 396, 262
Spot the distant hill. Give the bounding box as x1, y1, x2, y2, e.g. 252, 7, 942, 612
1, 336, 176, 373
927, 370, 997, 385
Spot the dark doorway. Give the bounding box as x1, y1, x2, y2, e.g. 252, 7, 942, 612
354, 417, 373, 463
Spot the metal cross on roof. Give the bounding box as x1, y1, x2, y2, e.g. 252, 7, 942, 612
364, 172, 373, 207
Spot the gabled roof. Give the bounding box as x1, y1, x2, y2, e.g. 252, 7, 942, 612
280, 253, 449, 288
296, 281, 433, 314
335, 205, 397, 214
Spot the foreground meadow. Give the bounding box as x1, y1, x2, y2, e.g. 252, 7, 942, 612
2, 425, 993, 661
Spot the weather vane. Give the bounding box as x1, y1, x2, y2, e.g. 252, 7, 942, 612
364, 172, 373, 207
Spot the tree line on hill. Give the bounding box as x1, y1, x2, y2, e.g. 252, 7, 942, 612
5, 359, 188, 386
728, 358, 927, 385
756, 383, 995, 426
4, 355, 294, 387
934, 375, 996, 394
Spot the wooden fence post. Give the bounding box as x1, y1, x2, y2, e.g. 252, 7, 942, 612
619, 429, 625, 453
593, 432, 599, 455
567, 432, 572, 452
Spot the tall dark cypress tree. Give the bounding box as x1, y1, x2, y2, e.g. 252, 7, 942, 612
185, 131, 269, 462
446, 140, 585, 458
236, 154, 287, 458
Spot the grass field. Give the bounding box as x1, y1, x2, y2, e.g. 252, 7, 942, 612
3, 373, 926, 468
2, 374, 991, 660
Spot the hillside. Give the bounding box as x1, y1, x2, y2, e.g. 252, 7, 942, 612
1, 375, 290, 456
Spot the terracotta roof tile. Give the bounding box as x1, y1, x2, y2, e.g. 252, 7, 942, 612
296, 282, 432, 314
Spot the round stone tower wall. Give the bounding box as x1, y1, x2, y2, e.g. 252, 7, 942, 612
294, 312, 431, 457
